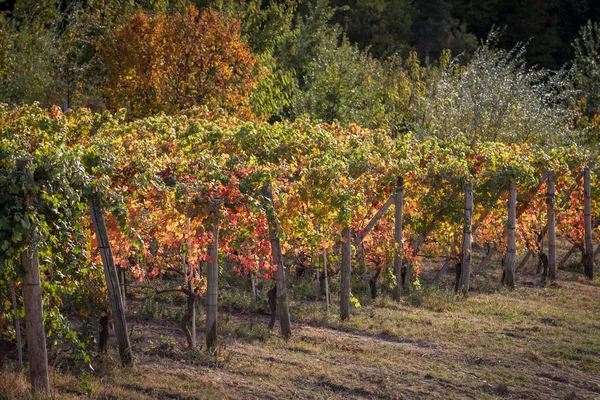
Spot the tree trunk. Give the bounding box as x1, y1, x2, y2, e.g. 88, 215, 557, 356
502, 180, 517, 288
583, 168, 594, 279
536, 252, 548, 277
98, 314, 109, 353
90, 193, 133, 366
547, 171, 557, 281
9, 281, 23, 369
17, 158, 49, 393
267, 285, 277, 331
340, 227, 352, 321
478, 245, 494, 273
206, 205, 220, 350
459, 182, 473, 294
393, 177, 404, 302
369, 268, 381, 299
181, 291, 195, 348
263, 186, 292, 337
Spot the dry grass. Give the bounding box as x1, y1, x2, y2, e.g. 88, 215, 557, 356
2, 249, 599, 400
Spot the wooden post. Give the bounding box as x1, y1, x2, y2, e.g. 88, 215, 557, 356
516, 251, 533, 271
324, 247, 330, 317
118, 244, 127, 308
206, 200, 220, 350
459, 182, 473, 294
517, 171, 583, 270
185, 193, 196, 349
353, 196, 395, 246
251, 273, 258, 305
559, 245, 577, 269
90, 193, 133, 366
502, 180, 517, 288
17, 158, 49, 393
313, 253, 321, 297
9, 280, 23, 369
583, 168, 594, 279
546, 171, 557, 281
393, 177, 404, 302
271, 230, 292, 336
120, 270, 127, 308
261, 186, 292, 337
340, 227, 351, 321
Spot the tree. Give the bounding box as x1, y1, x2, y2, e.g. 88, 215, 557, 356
411, 0, 477, 62
98, 6, 260, 118
332, 0, 415, 59
571, 20, 600, 117
412, 33, 575, 148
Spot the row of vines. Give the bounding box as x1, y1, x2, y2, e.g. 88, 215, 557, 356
0, 104, 598, 393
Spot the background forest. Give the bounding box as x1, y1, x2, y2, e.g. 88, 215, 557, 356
0, 0, 599, 146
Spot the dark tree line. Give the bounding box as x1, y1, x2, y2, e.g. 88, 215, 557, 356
331, 0, 600, 69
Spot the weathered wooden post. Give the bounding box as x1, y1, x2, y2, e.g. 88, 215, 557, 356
583, 168, 594, 279
324, 247, 330, 317
393, 177, 405, 302
546, 171, 557, 282
186, 193, 196, 349
206, 199, 221, 350
17, 158, 49, 392
261, 186, 292, 338
459, 182, 473, 294
118, 244, 127, 309
90, 192, 133, 366
340, 226, 352, 321
9, 279, 23, 369
502, 179, 517, 288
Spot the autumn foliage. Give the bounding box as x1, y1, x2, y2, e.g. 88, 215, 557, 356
98, 7, 260, 118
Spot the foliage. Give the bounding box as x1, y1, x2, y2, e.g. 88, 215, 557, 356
412, 34, 576, 147
570, 20, 600, 146
98, 6, 260, 119
332, 0, 415, 59
572, 20, 600, 115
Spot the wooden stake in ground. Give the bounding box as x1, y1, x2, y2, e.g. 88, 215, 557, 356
324, 247, 330, 316
90, 192, 133, 366
459, 182, 473, 294
9, 280, 23, 369
262, 186, 292, 337
392, 177, 405, 301
206, 200, 221, 350
583, 168, 594, 279
502, 180, 517, 288
118, 244, 127, 309
185, 192, 196, 349
17, 158, 49, 393
518, 170, 583, 270
546, 171, 557, 282
340, 226, 352, 321
558, 245, 577, 269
